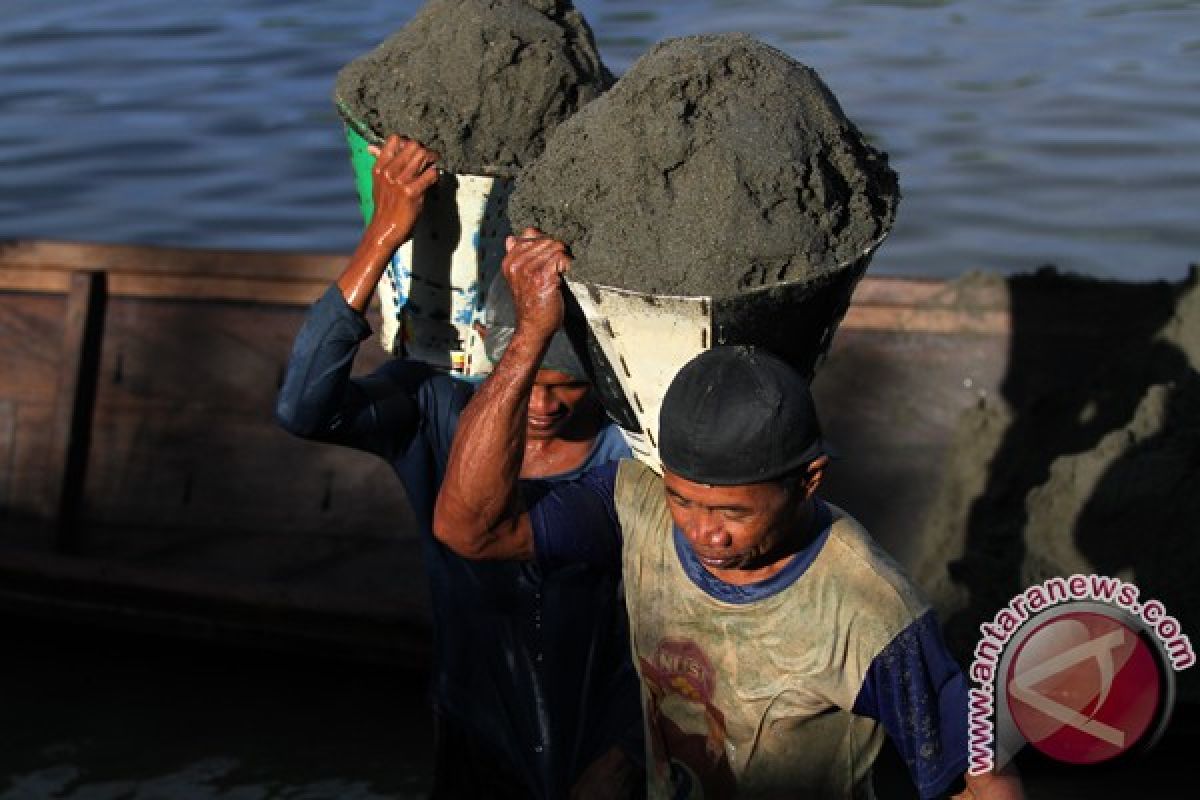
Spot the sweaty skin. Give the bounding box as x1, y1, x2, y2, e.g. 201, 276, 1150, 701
433, 229, 568, 561
336, 134, 440, 312
521, 365, 607, 478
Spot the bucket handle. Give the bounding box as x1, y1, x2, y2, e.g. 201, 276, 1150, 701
335, 99, 384, 147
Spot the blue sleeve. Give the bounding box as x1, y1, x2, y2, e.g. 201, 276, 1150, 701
524, 461, 621, 570
275, 284, 467, 462
852, 610, 969, 799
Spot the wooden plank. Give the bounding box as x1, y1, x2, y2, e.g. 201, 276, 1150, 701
46, 271, 107, 550
816, 328, 1010, 566
82, 414, 411, 539
841, 306, 1011, 335
0, 240, 1021, 323
0, 266, 71, 294
0, 400, 12, 512
85, 296, 383, 415
851, 275, 1009, 309
1, 268, 326, 307
0, 239, 346, 283
1, 244, 1016, 314
3, 270, 1011, 319
0, 293, 65, 403
107, 273, 326, 305
851, 277, 953, 305
8, 404, 55, 524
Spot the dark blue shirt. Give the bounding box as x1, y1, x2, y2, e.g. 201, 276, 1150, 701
276, 285, 639, 799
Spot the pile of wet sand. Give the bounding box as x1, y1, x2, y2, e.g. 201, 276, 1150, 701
334, 0, 612, 178
914, 268, 1200, 696
508, 34, 899, 297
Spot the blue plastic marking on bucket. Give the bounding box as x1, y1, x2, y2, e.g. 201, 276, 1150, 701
388, 253, 408, 311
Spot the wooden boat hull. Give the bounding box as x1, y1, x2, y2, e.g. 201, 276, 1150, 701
0, 239, 1173, 664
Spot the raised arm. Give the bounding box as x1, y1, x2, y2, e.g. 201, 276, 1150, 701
432, 231, 570, 560
337, 135, 440, 313
275, 136, 439, 453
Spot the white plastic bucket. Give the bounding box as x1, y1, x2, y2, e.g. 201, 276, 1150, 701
377, 172, 513, 376
565, 238, 886, 472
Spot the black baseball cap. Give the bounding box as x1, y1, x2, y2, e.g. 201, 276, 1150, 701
658, 345, 827, 485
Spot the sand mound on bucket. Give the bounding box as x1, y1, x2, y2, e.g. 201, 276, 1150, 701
508, 34, 899, 297
334, 0, 612, 178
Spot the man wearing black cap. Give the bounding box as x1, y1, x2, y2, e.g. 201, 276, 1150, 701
434, 236, 1025, 799
275, 135, 642, 799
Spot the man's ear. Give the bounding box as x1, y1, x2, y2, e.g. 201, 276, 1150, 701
803, 454, 830, 499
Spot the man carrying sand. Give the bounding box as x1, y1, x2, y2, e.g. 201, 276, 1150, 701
434, 236, 1026, 799
275, 136, 641, 798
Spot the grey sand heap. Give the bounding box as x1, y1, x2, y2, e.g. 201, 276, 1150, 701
335, 0, 612, 178
509, 34, 899, 297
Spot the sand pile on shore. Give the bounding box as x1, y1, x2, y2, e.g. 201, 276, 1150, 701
334, 0, 612, 177
508, 34, 899, 296
915, 268, 1200, 695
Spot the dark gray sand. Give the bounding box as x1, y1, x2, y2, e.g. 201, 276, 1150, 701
335, 0, 612, 178
914, 268, 1200, 698
508, 34, 899, 297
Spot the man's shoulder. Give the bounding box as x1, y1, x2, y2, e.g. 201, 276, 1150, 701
815, 503, 930, 633
372, 360, 474, 409
615, 455, 658, 481
588, 423, 633, 465
612, 459, 669, 549
356, 361, 474, 462
614, 458, 665, 502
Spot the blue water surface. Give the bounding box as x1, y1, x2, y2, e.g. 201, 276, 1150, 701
0, 1, 1197, 277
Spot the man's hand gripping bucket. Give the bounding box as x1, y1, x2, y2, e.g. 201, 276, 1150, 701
342, 110, 510, 376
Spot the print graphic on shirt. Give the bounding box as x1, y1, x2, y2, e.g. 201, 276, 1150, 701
639, 638, 737, 799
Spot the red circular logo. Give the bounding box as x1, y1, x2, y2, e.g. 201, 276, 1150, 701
1005, 611, 1161, 764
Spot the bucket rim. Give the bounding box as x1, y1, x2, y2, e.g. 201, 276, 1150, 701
564, 228, 891, 302
336, 99, 384, 147
337, 99, 516, 180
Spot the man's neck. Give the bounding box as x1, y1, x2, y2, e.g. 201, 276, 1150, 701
519, 399, 607, 479
520, 431, 600, 479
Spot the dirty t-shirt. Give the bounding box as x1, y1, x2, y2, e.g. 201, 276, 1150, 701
531, 459, 969, 799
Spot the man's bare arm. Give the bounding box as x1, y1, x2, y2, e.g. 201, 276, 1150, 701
432, 232, 570, 560
274, 135, 438, 448
337, 135, 439, 312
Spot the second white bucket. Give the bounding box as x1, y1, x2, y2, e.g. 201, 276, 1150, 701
376, 172, 513, 376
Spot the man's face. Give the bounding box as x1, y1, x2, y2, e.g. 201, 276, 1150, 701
526, 368, 594, 440
662, 458, 826, 578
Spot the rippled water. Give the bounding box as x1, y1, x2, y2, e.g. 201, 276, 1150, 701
1, 0, 1197, 279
